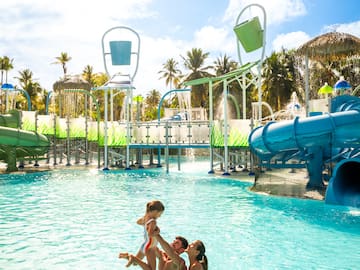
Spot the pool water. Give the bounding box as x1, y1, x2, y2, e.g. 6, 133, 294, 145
0, 161, 359, 270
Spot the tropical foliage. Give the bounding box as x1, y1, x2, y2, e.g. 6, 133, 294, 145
261, 49, 298, 111
158, 58, 182, 89
15, 69, 45, 112
144, 89, 161, 121
181, 48, 213, 108
53, 52, 72, 77
2, 47, 359, 121
0, 56, 14, 85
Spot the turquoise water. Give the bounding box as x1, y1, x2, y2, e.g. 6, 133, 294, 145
0, 161, 359, 270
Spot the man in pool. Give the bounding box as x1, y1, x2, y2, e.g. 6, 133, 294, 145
156, 234, 188, 270
119, 233, 188, 270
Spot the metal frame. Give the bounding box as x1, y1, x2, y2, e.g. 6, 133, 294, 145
97, 26, 140, 170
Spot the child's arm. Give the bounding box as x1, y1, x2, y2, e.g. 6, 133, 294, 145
137, 216, 145, 225
145, 219, 157, 235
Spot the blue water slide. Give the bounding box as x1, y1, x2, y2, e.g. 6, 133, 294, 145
325, 158, 360, 207
249, 95, 360, 207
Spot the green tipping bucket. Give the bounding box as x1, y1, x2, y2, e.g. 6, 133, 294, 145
234, 16, 263, 52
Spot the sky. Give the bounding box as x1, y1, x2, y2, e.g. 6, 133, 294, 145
0, 0, 359, 96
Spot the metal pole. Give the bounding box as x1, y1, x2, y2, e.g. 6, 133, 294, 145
209, 80, 214, 173
85, 95, 89, 165
305, 54, 309, 117
257, 64, 263, 123
66, 111, 71, 166
165, 122, 169, 173
126, 87, 131, 170
103, 89, 109, 170
223, 80, 230, 175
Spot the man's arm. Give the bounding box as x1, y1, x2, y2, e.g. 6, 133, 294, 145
154, 233, 182, 265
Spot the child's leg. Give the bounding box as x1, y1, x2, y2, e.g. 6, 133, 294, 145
135, 250, 144, 260
125, 254, 152, 270
122, 250, 143, 267
145, 247, 156, 270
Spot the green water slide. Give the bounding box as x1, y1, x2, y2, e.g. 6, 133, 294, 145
0, 110, 50, 172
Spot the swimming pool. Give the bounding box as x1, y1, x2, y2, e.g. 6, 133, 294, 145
0, 161, 359, 269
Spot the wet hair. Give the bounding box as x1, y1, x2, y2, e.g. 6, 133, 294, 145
146, 200, 165, 213
176, 236, 189, 249
196, 240, 208, 270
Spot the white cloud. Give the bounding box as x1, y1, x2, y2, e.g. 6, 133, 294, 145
272, 31, 311, 51
224, 0, 307, 25
323, 20, 360, 37
132, 35, 187, 95
193, 26, 235, 56
271, 20, 360, 54
0, 0, 156, 92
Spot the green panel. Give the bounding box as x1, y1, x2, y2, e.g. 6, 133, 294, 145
228, 128, 249, 147
210, 122, 250, 147
38, 115, 55, 135
108, 123, 127, 146
88, 121, 99, 142
69, 118, 86, 138
56, 118, 68, 139
97, 122, 127, 146
21, 111, 36, 131
210, 125, 224, 147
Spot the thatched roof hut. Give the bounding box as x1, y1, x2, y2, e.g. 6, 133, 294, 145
297, 32, 360, 60
53, 75, 91, 92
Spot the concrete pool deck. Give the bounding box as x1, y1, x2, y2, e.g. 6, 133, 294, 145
214, 167, 326, 201
251, 168, 326, 200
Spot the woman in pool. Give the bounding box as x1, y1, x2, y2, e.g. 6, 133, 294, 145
186, 240, 208, 270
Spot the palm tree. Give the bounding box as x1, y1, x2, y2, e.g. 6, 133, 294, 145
158, 58, 183, 108
53, 52, 72, 77
262, 49, 297, 111
181, 48, 213, 108
82, 65, 95, 87
16, 69, 33, 89
15, 69, 44, 111
158, 58, 182, 89
0, 56, 14, 85
213, 54, 237, 76
213, 54, 240, 118
144, 89, 161, 121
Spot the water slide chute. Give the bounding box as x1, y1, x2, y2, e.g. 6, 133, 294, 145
0, 111, 50, 172
249, 95, 360, 207
325, 158, 360, 207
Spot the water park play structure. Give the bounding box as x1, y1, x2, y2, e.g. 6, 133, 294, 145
250, 95, 360, 207
0, 110, 49, 172
0, 4, 359, 208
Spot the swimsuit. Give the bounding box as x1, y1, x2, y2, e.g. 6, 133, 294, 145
139, 218, 157, 254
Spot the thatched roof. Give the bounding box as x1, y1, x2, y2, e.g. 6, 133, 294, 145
53, 75, 91, 92
297, 32, 360, 60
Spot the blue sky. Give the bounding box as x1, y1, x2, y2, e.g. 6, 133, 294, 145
0, 0, 359, 95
